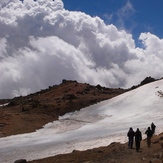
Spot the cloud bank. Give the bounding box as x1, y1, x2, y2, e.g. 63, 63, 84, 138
0, 0, 163, 98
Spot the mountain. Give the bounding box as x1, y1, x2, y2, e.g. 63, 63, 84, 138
0, 78, 163, 163
0, 79, 126, 137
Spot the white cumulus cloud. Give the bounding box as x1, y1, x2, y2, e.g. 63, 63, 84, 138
0, 0, 163, 98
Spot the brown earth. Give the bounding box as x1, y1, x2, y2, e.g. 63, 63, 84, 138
0, 79, 163, 163
29, 134, 163, 163
0, 80, 126, 137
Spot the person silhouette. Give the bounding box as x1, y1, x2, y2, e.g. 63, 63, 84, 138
135, 128, 142, 152
151, 122, 156, 134
127, 127, 135, 148
145, 127, 153, 148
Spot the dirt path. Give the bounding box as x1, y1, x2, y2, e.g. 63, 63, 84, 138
28, 133, 163, 163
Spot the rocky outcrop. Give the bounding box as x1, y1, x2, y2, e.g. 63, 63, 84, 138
14, 159, 27, 163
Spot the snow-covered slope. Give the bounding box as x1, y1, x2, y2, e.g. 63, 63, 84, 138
0, 79, 163, 163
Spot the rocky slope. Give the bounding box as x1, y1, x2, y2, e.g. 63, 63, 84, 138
0, 80, 126, 137
1, 78, 163, 163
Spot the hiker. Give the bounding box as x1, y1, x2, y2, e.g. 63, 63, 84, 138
145, 127, 153, 148
127, 127, 135, 148
151, 122, 156, 134
135, 128, 142, 152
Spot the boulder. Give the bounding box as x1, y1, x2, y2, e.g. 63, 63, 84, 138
14, 159, 27, 163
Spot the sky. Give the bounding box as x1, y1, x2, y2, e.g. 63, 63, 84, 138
63, 0, 163, 44
0, 0, 163, 98
0, 79, 163, 162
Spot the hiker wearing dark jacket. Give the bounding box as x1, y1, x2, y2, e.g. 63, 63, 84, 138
151, 122, 156, 134
127, 127, 135, 148
135, 128, 142, 152
145, 127, 153, 148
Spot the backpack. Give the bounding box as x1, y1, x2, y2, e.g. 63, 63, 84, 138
147, 130, 153, 137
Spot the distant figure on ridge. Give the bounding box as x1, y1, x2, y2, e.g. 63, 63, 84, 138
135, 128, 142, 152
127, 127, 135, 148
151, 122, 156, 134
145, 127, 153, 148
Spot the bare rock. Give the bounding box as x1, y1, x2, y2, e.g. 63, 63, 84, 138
160, 142, 163, 148
110, 160, 116, 163
14, 159, 27, 163
159, 136, 163, 140
153, 140, 159, 144
158, 152, 163, 159
72, 150, 80, 153
97, 149, 103, 153
149, 159, 162, 163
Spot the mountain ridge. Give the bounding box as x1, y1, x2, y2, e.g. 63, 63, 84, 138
0, 79, 126, 137
0, 76, 160, 137
0, 76, 163, 163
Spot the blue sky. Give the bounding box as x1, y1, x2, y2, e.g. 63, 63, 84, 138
63, 0, 163, 45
